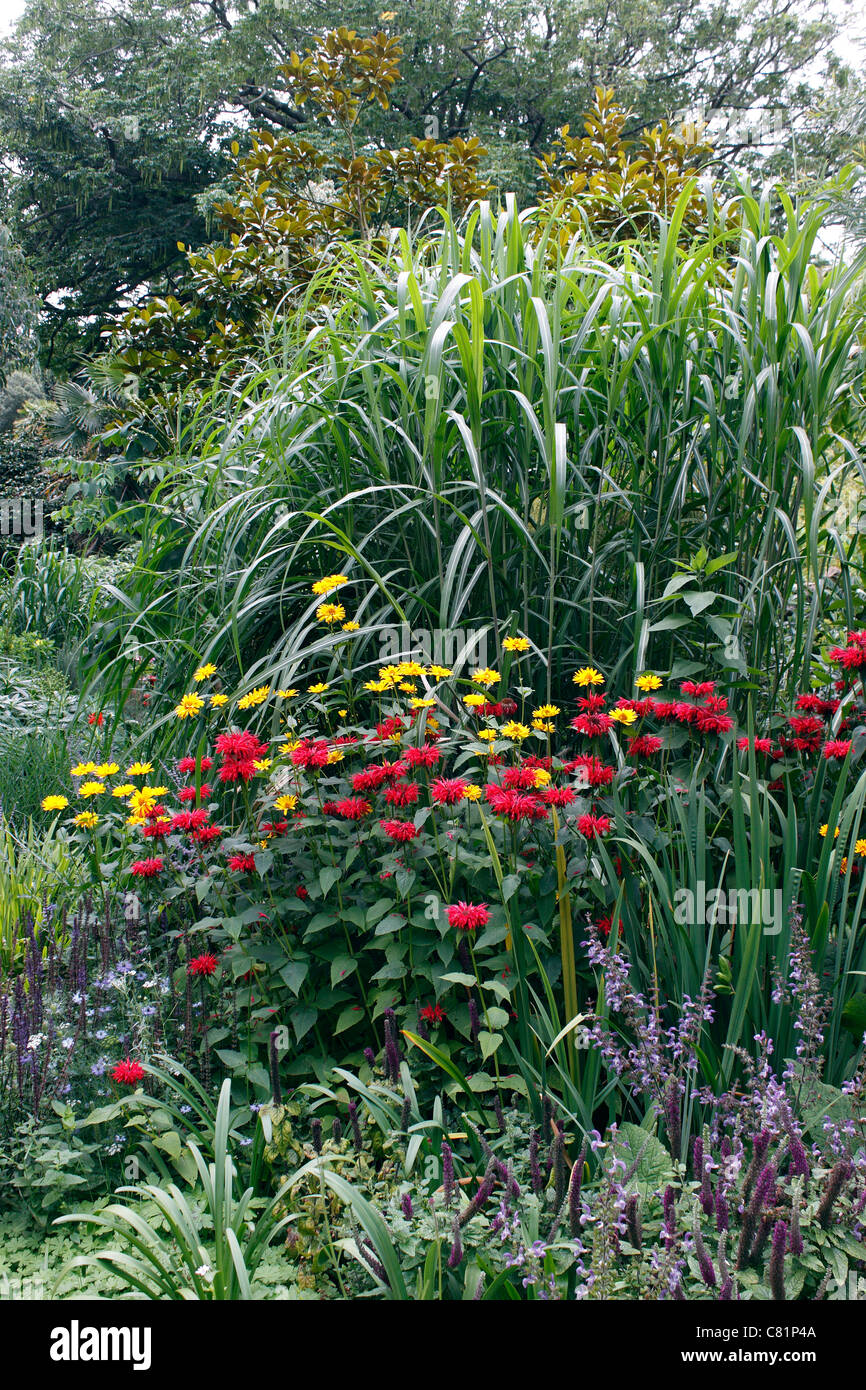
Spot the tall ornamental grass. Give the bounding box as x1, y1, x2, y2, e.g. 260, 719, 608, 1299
90, 179, 866, 733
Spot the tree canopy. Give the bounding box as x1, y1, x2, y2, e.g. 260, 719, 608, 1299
0, 0, 853, 368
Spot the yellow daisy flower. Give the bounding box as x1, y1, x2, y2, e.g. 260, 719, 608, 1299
635, 673, 663, 692
463, 692, 488, 708
326, 749, 344, 764
73, 811, 99, 829
856, 839, 866, 858
572, 667, 605, 687
125, 762, 154, 777
426, 664, 452, 680
210, 693, 229, 707
111, 784, 137, 798
316, 602, 346, 624
533, 705, 560, 719
533, 719, 556, 733
277, 688, 299, 699
471, 668, 500, 687
311, 574, 348, 596
410, 698, 437, 709
237, 685, 271, 710
274, 794, 298, 812
94, 762, 120, 777
70, 762, 97, 777
464, 783, 482, 800
395, 661, 426, 678
308, 682, 329, 695
41, 795, 69, 811
174, 693, 205, 719
254, 759, 273, 772
364, 679, 391, 694
398, 682, 418, 694
341, 621, 360, 632
610, 708, 638, 725
502, 721, 531, 741
78, 781, 106, 798
533, 768, 552, 787
193, 663, 218, 682
279, 739, 301, 756
818, 824, 839, 839
502, 636, 530, 652
476, 729, 498, 742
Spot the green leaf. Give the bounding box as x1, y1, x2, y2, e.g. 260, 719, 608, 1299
611, 1123, 674, 1198
478, 1030, 503, 1060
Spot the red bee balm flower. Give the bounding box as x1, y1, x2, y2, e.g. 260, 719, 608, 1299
178, 755, 213, 775
430, 777, 468, 804
380, 819, 419, 842
188, 953, 218, 977
130, 857, 164, 878
447, 901, 490, 931
111, 1058, 145, 1085
177, 783, 212, 803
420, 1004, 446, 1024
227, 852, 257, 872
335, 797, 372, 819
577, 813, 611, 840
823, 740, 852, 761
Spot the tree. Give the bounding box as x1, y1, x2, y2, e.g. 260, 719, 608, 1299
0, 0, 844, 365
0, 224, 39, 386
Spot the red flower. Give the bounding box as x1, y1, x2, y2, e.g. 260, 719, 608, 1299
574, 693, 607, 712
447, 901, 490, 931
380, 818, 419, 842
142, 822, 169, 839
570, 754, 615, 787
216, 730, 269, 782
484, 785, 548, 821
188, 953, 218, 977
737, 736, 775, 754
295, 884, 309, 899
577, 813, 611, 840
403, 744, 441, 768
430, 777, 468, 804
384, 781, 420, 806
334, 797, 372, 820
829, 644, 866, 670
570, 712, 613, 736
823, 740, 852, 761
290, 739, 331, 770
374, 716, 406, 742
420, 1003, 446, 1024
191, 825, 223, 844
540, 785, 576, 806
502, 766, 538, 790
178, 755, 213, 775
794, 694, 839, 717
111, 1058, 145, 1085
615, 697, 658, 717
628, 735, 663, 757
177, 783, 212, 803
170, 808, 210, 832
259, 820, 289, 837
227, 852, 257, 872
87, 712, 104, 726
787, 715, 824, 737
692, 707, 734, 734
130, 857, 164, 878
681, 680, 716, 697
353, 759, 408, 791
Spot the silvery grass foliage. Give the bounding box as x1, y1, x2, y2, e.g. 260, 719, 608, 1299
90, 178, 866, 730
